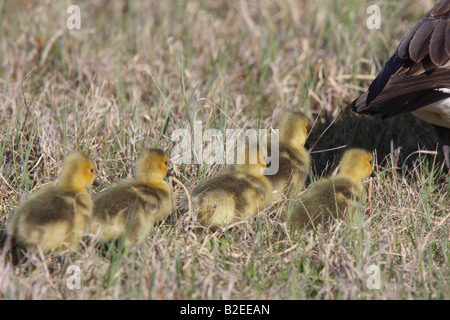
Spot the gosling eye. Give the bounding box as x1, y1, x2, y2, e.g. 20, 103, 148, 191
164, 161, 168, 166
90, 168, 94, 173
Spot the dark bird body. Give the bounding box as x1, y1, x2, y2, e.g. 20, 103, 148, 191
351, 0, 450, 168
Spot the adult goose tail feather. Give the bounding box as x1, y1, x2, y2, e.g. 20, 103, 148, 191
351, 0, 450, 116
351, 0, 450, 169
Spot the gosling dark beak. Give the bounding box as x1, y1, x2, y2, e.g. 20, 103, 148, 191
93, 179, 100, 187
166, 169, 173, 177
370, 171, 376, 178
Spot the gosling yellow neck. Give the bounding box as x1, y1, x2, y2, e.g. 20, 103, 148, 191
138, 173, 166, 187
235, 163, 265, 178
336, 171, 364, 187
59, 177, 88, 193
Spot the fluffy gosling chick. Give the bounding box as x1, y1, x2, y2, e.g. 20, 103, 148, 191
7, 152, 97, 253
288, 148, 373, 231
91, 149, 172, 245
266, 111, 310, 202
190, 145, 272, 227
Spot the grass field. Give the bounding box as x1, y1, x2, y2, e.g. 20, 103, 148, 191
0, 0, 449, 300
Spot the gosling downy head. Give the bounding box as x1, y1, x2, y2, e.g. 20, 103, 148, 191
279, 111, 308, 148
136, 148, 169, 184
337, 148, 373, 185
59, 152, 97, 192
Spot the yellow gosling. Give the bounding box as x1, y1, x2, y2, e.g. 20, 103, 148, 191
190, 144, 272, 227
288, 148, 373, 231
91, 149, 172, 245
7, 152, 97, 253
267, 111, 310, 202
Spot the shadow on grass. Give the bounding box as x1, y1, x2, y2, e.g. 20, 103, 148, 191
305, 106, 444, 178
